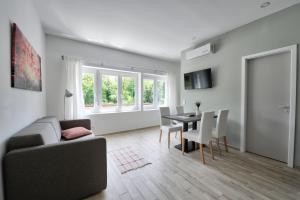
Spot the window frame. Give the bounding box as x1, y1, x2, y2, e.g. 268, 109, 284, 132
82, 65, 140, 114
121, 75, 139, 111
142, 73, 168, 111
81, 67, 97, 113
100, 73, 119, 113
142, 77, 155, 110
157, 78, 168, 107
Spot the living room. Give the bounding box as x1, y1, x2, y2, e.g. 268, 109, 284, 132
1, 0, 300, 200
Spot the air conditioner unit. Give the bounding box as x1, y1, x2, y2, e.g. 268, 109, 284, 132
185, 43, 214, 60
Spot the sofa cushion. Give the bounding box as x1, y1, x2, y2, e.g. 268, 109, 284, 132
61, 132, 95, 142
35, 116, 62, 140
62, 127, 92, 140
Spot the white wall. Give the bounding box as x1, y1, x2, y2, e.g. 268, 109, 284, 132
181, 4, 300, 166
88, 110, 160, 134
0, 0, 46, 199
45, 35, 180, 134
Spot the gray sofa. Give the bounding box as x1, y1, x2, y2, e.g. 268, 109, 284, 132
3, 116, 107, 200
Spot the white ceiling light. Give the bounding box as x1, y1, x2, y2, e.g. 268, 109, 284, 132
261, 2, 271, 8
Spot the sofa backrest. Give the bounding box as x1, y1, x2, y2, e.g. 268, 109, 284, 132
35, 116, 62, 141
6, 118, 60, 153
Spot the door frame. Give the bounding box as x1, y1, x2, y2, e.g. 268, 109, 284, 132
241, 45, 297, 168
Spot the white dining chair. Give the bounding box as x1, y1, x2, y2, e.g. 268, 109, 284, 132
174, 105, 193, 130
159, 107, 183, 149
176, 106, 184, 115
212, 109, 229, 153
171, 106, 183, 127
182, 112, 215, 164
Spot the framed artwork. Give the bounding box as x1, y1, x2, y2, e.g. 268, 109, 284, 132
11, 23, 42, 91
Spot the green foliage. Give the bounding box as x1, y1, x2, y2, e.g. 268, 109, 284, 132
82, 74, 166, 108
102, 75, 118, 105
122, 77, 135, 105
143, 79, 154, 104
82, 73, 94, 107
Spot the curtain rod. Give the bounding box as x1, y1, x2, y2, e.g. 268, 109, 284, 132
61, 55, 168, 75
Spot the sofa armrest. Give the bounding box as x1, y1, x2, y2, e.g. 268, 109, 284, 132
60, 119, 91, 130
3, 137, 106, 200
6, 134, 44, 153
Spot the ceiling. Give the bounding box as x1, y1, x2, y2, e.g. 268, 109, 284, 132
33, 0, 300, 61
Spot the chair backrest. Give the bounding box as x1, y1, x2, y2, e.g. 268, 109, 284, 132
197, 112, 214, 144
216, 109, 229, 137
176, 106, 184, 114
159, 107, 171, 126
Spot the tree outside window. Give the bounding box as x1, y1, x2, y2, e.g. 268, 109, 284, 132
101, 75, 118, 110
122, 77, 136, 110
82, 73, 94, 109
143, 79, 154, 105
81, 66, 167, 113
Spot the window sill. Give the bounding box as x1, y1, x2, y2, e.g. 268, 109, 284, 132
143, 108, 159, 111
86, 109, 140, 115
85, 109, 159, 116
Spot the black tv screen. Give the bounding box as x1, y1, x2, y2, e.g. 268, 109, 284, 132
184, 68, 212, 90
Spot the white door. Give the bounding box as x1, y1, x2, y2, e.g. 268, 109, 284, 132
246, 52, 290, 163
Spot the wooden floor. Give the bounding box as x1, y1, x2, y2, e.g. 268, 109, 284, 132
85, 127, 300, 200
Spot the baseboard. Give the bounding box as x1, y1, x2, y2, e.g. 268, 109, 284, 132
218, 141, 240, 151
95, 125, 160, 136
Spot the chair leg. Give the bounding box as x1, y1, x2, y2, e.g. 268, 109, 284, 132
209, 140, 214, 160
200, 144, 205, 164
159, 129, 162, 143
216, 138, 222, 156
168, 131, 171, 149
224, 136, 229, 152
182, 138, 185, 155
180, 130, 183, 144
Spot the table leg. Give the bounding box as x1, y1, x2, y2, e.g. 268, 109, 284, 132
183, 122, 188, 132
183, 122, 188, 152
174, 122, 198, 153
192, 121, 198, 150
192, 121, 197, 130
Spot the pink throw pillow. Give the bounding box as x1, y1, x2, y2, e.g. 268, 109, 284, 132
62, 127, 92, 140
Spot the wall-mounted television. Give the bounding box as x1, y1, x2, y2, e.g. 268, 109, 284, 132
184, 68, 212, 90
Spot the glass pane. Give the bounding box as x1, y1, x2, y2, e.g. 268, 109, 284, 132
122, 76, 136, 110
143, 79, 154, 106
82, 73, 95, 110
157, 80, 166, 105
101, 74, 118, 112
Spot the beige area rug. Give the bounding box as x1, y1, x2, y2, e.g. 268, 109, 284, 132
110, 146, 151, 174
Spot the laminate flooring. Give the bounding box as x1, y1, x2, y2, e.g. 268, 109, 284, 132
85, 127, 300, 200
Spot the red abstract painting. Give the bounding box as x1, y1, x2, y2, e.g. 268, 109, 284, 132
11, 23, 42, 91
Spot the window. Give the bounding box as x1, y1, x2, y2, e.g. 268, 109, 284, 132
157, 79, 166, 106
143, 75, 167, 110
143, 79, 154, 108
81, 65, 167, 113
101, 74, 118, 112
122, 76, 137, 111
82, 72, 95, 110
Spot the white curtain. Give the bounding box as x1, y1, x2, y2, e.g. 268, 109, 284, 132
167, 71, 178, 114
64, 56, 85, 119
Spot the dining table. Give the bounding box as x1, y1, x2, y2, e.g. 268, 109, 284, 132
162, 112, 217, 153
